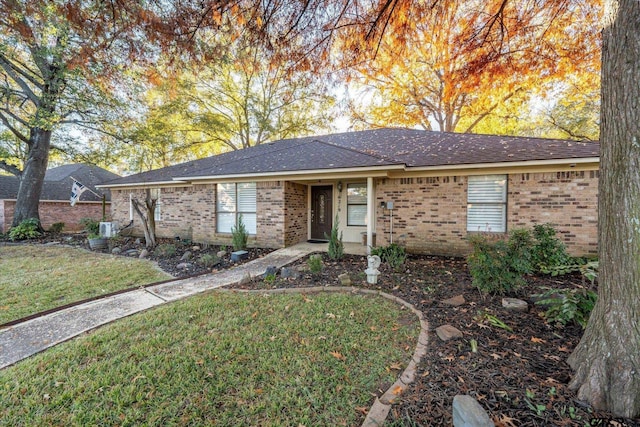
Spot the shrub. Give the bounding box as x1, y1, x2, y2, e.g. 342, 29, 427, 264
48, 222, 65, 233
80, 218, 100, 235
9, 218, 42, 241
198, 253, 221, 268
307, 254, 323, 274
531, 224, 571, 273
231, 215, 248, 251
466, 229, 533, 294
325, 215, 344, 260
371, 243, 406, 271
533, 287, 597, 328
155, 243, 177, 257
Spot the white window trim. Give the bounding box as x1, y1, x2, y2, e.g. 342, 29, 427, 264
216, 182, 257, 234
467, 175, 507, 233
346, 182, 368, 227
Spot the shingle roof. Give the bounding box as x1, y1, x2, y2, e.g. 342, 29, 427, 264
0, 164, 120, 201
104, 128, 600, 186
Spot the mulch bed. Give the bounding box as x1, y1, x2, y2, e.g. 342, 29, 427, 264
230, 252, 638, 427
5, 233, 639, 426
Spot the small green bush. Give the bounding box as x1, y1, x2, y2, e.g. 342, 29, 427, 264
263, 273, 277, 285
533, 287, 597, 328
325, 215, 344, 260
198, 253, 221, 268
371, 243, 406, 271
155, 243, 177, 257
467, 229, 533, 294
80, 218, 100, 235
231, 215, 248, 251
9, 218, 42, 241
531, 224, 571, 273
48, 222, 65, 233
307, 254, 323, 274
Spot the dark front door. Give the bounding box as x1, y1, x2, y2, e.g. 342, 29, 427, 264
310, 185, 333, 240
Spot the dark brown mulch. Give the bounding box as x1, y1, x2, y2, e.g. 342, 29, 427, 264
230, 252, 639, 427
14, 233, 272, 278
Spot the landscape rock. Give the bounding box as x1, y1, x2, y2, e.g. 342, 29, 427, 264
44, 241, 60, 246
338, 272, 352, 286
442, 294, 466, 307
280, 267, 299, 279
180, 251, 192, 261
176, 262, 192, 270
134, 238, 142, 245
436, 324, 463, 341
139, 249, 149, 259
111, 247, 122, 254
192, 246, 201, 251
262, 266, 279, 277
239, 272, 252, 285
216, 250, 227, 258
502, 297, 529, 312
452, 395, 495, 427
231, 250, 249, 262
124, 249, 138, 257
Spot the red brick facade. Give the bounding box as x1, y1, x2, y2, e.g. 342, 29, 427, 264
109, 170, 598, 256
374, 172, 598, 256
0, 200, 109, 233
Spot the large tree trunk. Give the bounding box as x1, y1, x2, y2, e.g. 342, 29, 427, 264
12, 128, 52, 228
567, 0, 640, 418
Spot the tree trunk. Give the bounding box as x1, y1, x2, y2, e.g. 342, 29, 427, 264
567, 0, 640, 418
131, 189, 157, 248
11, 128, 52, 228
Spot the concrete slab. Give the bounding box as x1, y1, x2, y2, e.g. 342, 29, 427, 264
0, 290, 164, 369
0, 244, 317, 369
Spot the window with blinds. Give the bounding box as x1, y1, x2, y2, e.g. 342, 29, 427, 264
347, 183, 367, 226
216, 182, 257, 234
151, 188, 161, 221
467, 175, 507, 232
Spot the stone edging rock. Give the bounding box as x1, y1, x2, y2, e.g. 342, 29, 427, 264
217, 286, 429, 427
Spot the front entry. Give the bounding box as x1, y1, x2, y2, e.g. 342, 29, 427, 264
310, 185, 333, 240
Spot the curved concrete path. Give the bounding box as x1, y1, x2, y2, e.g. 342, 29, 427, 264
0, 246, 313, 369
0, 242, 428, 426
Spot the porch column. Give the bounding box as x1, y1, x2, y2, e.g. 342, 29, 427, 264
366, 177, 374, 255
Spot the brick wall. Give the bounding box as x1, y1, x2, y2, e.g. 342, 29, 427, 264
257, 181, 285, 248
1, 200, 109, 232
375, 176, 468, 256
374, 171, 599, 257
284, 182, 308, 246
508, 171, 598, 256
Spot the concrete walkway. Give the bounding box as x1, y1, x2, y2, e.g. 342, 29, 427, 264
0, 245, 317, 369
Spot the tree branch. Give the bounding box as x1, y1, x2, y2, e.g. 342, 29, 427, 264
0, 159, 22, 177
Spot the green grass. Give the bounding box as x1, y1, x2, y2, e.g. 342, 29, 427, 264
0, 291, 419, 426
0, 245, 171, 324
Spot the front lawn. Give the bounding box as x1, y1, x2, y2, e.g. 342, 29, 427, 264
0, 291, 419, 426
0, 245, 171, 324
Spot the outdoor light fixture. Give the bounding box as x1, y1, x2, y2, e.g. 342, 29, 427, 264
337, 181, 343, 192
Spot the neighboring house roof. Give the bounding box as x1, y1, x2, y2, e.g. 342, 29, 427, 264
0, 164, 120, 202
102, 128, 600, 187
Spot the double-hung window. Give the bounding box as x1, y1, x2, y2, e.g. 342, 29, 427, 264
347, 183, 367, 226
467, 175, 507, 232
217, 183, 257, 234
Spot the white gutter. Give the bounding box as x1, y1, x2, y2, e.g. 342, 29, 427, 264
406, 157, 599, 172
173, 164, 405, 182
96, 180, 189, 189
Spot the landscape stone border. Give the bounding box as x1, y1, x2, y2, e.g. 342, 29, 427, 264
218, 286, 429, 427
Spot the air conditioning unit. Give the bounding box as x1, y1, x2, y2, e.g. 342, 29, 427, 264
99, 221, 119, 238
